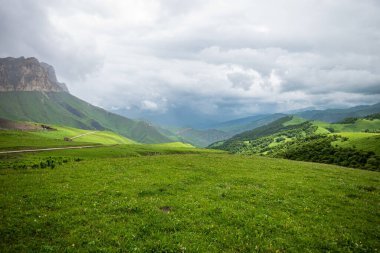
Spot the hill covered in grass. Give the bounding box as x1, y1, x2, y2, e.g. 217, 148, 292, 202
0, 143, 378, 252
0, 121, 137, 151
0, 91, 171, 144
210, 115, 380, 170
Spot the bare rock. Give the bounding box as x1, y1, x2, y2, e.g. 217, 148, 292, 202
0, 57, 69, 92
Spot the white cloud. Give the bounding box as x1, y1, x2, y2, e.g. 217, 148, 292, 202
0, 0, 379, 121
141, 100, 159, 111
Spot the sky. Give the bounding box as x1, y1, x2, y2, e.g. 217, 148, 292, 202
1, 0, 379, 126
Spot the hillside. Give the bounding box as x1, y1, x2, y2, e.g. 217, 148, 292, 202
0, 91, 171, 143
296, 102, 380, 122
0, 120, 137, 151
212, 113, 287, 134
0, 144, 378, 252
168, 114, 293, 147
164, 127, 231, 147
210, 115, 380, 170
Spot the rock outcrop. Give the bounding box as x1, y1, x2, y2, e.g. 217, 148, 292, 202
0, 57, 69, 92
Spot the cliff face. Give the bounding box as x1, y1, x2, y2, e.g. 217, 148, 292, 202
0, 57, 69, 92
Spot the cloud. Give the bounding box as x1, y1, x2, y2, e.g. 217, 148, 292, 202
141, 100, 159, 111
0, 0, 379, 124
0, 0, 103, 80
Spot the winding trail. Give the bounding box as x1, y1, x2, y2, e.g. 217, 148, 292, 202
0, 145, 103, 154
70, 131, 97, 140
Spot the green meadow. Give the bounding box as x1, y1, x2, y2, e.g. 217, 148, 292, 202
314, 118, 380, 133
0, 126, 134, 151
333, 132, 380, 155
0, 125, 379, 252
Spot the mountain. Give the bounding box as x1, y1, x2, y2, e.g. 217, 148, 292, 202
0, 57, 68, 92
209, 116, 308, 150
212, 113, 287, 134
150, 113, 286, 147
296, 103, 380, 122
112, 105, 222, 129
172, 128, 231, 147
210, 115, 380, 170
0, 57, 171, 143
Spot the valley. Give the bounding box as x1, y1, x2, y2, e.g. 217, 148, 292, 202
0, 57, 379, 252
0, 131, 379, 252
1, 0, 380, 251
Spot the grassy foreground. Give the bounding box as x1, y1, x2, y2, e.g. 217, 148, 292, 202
0, 149, 379, 252
0, 125, 136, 151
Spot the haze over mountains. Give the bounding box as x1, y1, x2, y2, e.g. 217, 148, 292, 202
1, 56, 379, 147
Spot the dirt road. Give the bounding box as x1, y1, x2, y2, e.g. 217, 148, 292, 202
0, 145, 102, 154
70, 131, 97, 140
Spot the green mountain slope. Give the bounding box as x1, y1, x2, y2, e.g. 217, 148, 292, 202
0, 91, 171, 143
210, 115, 380, 170
314, 118, 380, 133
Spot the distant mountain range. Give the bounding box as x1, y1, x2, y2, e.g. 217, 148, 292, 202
158, 103, 380, 147
295, 103, 380, 122
1, 56, 379, 146
0, 57, 170, 144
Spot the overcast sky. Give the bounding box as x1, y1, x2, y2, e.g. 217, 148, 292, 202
1, 0, 379, 122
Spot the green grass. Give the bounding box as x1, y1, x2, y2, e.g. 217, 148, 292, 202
0, 130, 89, 151
282, 115, 307, 126
0, 152, 379, 252
0, 123, 379, 251
315, 126, 331, 134
0, 143, 217, 170
0, 125, 135, 151
333, 132, 380, 155
152, 142, 195, 148
314, 119, 380, 132
32, 125, 136, 145
69, 131, 135, 145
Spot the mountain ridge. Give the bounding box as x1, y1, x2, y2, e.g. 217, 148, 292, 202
0, 57, 68, 92
295, 103, 380, 122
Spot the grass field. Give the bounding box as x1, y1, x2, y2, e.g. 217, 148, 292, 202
0, 130, 90, 151
333, 132, 380, 155
31, 125, 136, 145
0, 125, 136, 151
0, 143, 379, 252
282, 116, 306, 126
0, 125, 379, 252
314, 119, 380, 132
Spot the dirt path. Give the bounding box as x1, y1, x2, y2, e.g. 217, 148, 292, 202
70, 131, 97, 140
0, 145, 103, 154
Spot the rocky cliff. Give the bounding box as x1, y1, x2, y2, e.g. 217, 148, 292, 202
0, 57, 69, 92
